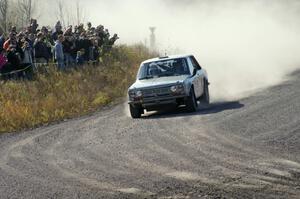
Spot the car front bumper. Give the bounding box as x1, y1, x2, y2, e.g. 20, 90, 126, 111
128, 94, 188, 108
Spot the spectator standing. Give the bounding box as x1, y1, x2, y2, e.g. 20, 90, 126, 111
64, 26, 73, 36
41, 27, 54, 59
6, 45, 22, 71
77, 33, 92, 62
27, 33, 35, 50
9, 26, 18, 35
54, 34, 65, 70
77, 24, 84, 35
96, 25, 105, 48
90, 39, 100, 63
104, 29, 110, 41
87, 22, 92, 32
109, 34, 119, 46
34, 32, 50, 63
3, 33, 17, 51
62, 36, 75, 67
30, 19, 39, 34
102, 33, 119, 56
21, 40, 33, 65
22, 32, 35, 63
21, 40, 34, 79
52, 21, 63, 41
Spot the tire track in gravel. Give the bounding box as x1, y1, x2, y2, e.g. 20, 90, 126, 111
0, 72, 300, 198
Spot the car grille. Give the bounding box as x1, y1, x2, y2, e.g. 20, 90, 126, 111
143, 87, 172, 98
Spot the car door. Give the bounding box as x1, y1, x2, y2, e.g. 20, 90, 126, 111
187, 57, 201, 98
189, 56, 204, 98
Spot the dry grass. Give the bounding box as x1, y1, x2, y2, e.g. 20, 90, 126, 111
0, 44, 154, 133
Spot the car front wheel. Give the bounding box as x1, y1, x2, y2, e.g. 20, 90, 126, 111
129, 105, 142, 118
186, 88, 197, 112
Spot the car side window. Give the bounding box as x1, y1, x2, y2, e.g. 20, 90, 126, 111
186, 58, 195, 75
190, 56, 202, 70
181, 59, 190, 74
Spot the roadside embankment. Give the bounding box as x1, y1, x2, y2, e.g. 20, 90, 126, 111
0, 44, 154, 133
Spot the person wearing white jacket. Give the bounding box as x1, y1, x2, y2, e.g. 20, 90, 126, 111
54, 35, 65, 70
21, 40, 34, 79
22, 41, 33, 65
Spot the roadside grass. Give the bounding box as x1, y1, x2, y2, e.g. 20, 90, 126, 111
0, 44, 154, 133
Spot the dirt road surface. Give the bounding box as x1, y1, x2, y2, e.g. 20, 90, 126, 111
0, 71, 300, 199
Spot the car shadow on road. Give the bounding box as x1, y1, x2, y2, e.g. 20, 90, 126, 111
143, 101, 245, 119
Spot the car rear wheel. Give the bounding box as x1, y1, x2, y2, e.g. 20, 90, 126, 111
129, 105, 142, 118
186, 88, 197, 112
199, 80, 210, 105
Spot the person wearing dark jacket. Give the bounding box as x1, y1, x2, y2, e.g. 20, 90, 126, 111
34, 33, 49, 63
77, 33, 92, 62
108, 34, 119, 46
90, 39, 100, 63
52, 21, 63, 41
0, 45, 22, 75
96, 25, 106, 48
7, 45, 22, 67
30, 19, 39, 34
62, 36, 75, 67
103, 33, 119, 54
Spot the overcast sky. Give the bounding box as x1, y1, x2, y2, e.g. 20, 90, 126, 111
38, 0, 300, 46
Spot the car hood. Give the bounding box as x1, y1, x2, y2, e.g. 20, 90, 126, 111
129, 75, 189, 90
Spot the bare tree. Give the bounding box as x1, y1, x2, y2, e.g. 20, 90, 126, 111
56, 0, 70, 27
0, 0, 8, 33
75, 0, 86, 25
7, 2, 22, 30
55, 0, 86, 28
18, 0, 37, 26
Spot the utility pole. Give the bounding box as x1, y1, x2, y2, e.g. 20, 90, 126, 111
149, 27, 156, 51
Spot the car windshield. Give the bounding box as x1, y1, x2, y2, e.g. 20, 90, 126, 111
138, 58, 190, 80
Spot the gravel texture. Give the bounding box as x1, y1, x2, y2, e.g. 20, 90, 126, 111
0, 71, 300, 199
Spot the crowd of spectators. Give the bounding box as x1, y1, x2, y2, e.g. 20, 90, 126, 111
0, 19, 119, 77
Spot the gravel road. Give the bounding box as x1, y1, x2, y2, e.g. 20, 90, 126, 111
0, 71, 300, 199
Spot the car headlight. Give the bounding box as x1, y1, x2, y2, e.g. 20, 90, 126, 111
170, 85, 184, 93
136, 90, 143, 97
170, 86, 178, 93
129, 90, 143, 99
128, 90, 135, 98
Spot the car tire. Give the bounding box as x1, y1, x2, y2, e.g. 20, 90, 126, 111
199, 79, 210, 105
130, 105, 142, 118
186, 88, 197, 112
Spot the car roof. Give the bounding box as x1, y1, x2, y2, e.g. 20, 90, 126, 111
142, 54, 193, 64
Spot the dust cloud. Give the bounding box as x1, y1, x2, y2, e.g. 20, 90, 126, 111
43, 0, 300, 100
